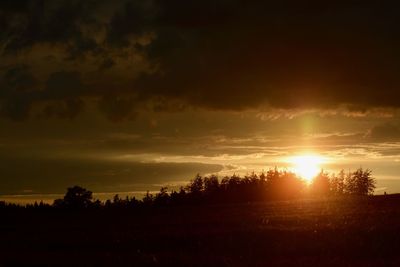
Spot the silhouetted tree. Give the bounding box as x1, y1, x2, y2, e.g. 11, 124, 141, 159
53, 198, 64, 208
92, 199, 102, 208
344, 170, 356, 194
155, 187, 169, 206
264, 168, 304, 200
45, 167, 378, 210
335, 169, 346, 195
204, 175, 220, 194
311, 170, 331, 195
142, 191, 154, 206
105, 199, 112, 208
266, 167, 281, 199
220, 176, 230, 191
352, 168, 376, 195
170, 187, 186, 205
110, 194, 126, 208
113, 194, 121, 204
53, 186, 93, 209
187, 174, 204, 194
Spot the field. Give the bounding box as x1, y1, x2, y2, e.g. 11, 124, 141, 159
2, 195, 400, 266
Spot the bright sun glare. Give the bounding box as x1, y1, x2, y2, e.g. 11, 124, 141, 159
289, 155, 325, 182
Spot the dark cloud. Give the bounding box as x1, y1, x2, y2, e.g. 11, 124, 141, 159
0, 155, 223, 194
1, 64, 37, 93
138, 1, 400, 110
98, 58, 115, 70
106, 0, 156, 47
44, 71, 85, 99
367, 123, 400, 141
40, 98, 84, 119
0, 0, 100, 54
2, 0, 400, 120
0, 65, 38, 120
98, 94, 139, 121
0, 68, 86, 119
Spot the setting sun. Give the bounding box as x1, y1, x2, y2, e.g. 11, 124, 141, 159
289, 155, 325, 182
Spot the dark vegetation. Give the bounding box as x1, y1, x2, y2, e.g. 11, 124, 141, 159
3, 168, 399, 266
0, 167, 376, 210
2, 195, 400, 266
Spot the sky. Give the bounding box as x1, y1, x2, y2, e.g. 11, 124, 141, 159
1, 1, 400, 201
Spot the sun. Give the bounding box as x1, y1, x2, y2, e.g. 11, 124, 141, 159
288, 154, 325, 182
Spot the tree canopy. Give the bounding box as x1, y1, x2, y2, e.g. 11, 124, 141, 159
2, 167, 377, 210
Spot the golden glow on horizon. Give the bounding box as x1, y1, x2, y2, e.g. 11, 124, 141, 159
289, 154, 325, 182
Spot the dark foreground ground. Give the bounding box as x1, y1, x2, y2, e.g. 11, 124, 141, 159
2, 195, 400, 267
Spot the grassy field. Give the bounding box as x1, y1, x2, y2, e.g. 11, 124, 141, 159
2, 195, 400, 266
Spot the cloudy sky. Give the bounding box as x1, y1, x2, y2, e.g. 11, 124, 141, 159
1, 1, 400, 200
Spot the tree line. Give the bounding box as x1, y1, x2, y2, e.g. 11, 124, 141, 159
0, 167, 376, 210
